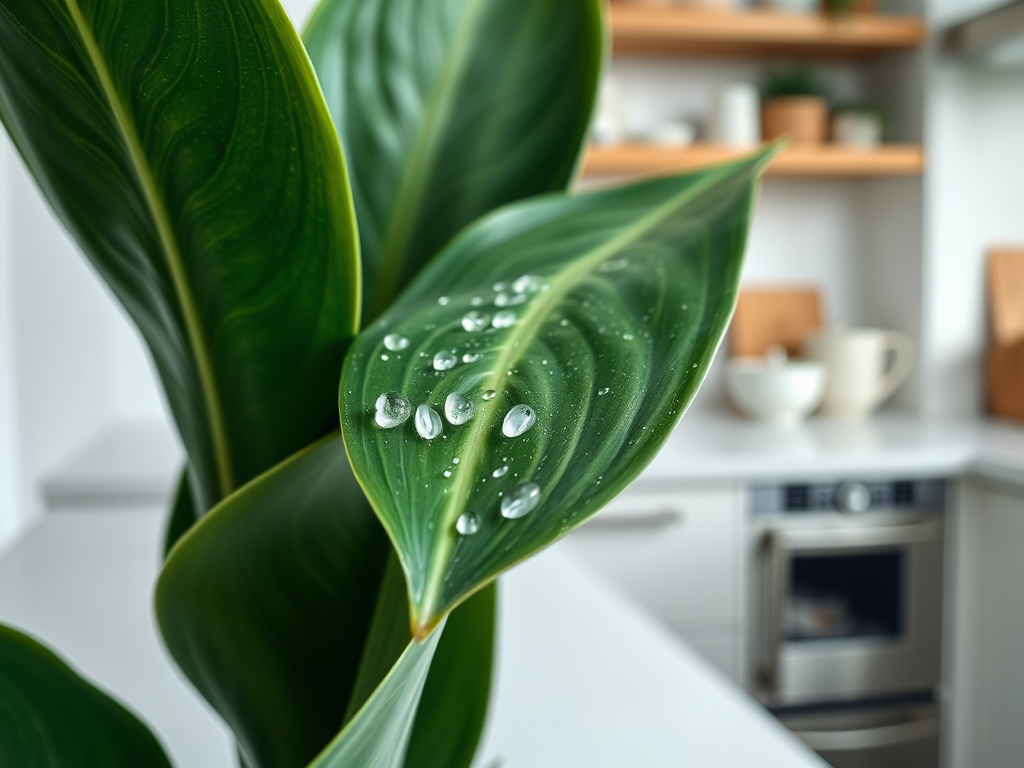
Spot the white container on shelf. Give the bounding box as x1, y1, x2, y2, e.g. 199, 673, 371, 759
708, 83, 761, 146
832, 110, 884, 148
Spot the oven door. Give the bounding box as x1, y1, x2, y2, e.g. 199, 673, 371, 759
761, 519, 943, 705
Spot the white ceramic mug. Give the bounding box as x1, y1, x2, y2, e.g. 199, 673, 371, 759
803, 328, 915, 419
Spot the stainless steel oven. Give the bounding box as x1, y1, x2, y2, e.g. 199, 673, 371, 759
750, 479, 945, 768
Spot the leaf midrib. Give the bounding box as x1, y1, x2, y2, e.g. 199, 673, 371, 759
416, 165, 742, 628
366, 0, 486, 320
64, 0, 234, 498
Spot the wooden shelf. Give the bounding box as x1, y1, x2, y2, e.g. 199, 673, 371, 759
610, 5, 926, 59
584, 143, 925, 179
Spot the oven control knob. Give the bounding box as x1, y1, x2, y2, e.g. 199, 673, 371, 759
836, 482, 872, 513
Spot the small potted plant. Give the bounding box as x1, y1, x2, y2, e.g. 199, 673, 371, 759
761, 65, 830, 145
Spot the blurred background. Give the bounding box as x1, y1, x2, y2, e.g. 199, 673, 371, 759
0, 0, 1022, 766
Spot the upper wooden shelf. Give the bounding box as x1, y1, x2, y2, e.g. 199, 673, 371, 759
610, 5, 926, 59
584, 143, 925, 179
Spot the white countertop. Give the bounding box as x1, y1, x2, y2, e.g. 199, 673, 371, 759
639, 412, 1024, 487
40, 414, 1024, 516
0, 510, 825, 768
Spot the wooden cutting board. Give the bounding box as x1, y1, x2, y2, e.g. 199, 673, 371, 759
730, 287, 824, 357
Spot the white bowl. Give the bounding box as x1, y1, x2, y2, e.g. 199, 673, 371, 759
725, 357, 826, 427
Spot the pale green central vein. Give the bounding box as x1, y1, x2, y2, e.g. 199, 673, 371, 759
417, 163, 750, 626
366, 0, 486, 320
64, 0, 234, 499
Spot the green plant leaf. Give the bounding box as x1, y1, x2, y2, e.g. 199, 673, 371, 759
156, 434, 496, 768
405, 582, 495, 768
341, 151, 775, 632
307, 629, 444, 768
0, 0, 360, 514
163, 469, 196, 558
156, 434, 389, 768
303, 0, 604, 324
0, 624, 172, 768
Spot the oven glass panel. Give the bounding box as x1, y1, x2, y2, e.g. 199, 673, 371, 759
786, 551, 903, 641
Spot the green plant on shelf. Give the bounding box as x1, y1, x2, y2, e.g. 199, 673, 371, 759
0, 0, 774, 766
763, 64, 831, 102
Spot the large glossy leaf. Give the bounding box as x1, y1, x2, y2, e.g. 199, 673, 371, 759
156, 434, 389, 768
0, 0, 359, 513
156, 434, 496, 768
341, 151, 775, 632
303, 0, 604, 323
0, 624, 172, 768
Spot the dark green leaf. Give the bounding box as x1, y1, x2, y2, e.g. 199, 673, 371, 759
304, 0, 604, 323
0, 0, 359, 513
155, 434, 389, 768
162, 468, 196, 558
0, 624, 172, 768
341, 151, 775, 632
406, 583, 495, 768
307, 629, 444, 768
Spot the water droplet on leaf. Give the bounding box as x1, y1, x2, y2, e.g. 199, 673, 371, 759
374, 392, 411, 429
445, 393, 476, 425
456, 512, 481, 536
462, 311, 490, 332
384, 334, 410, 351
492, 310, 516, 329
483, 390, 497, 401
493, 465, 509, 478
503, 404, 536, 437
414, 405, 442, 440
433, 351, 458, 371
501, 482, 541, 519
438, 296, 450, 306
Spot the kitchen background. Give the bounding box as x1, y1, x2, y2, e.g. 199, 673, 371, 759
0, 0, 1022, 765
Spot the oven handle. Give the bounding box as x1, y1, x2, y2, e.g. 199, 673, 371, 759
578, 509, 684, 532
792, 714, 939, 752
771, 519, 942, 552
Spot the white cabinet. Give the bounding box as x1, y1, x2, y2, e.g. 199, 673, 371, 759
945, 478, 1024, 768
562, 482, 745, 682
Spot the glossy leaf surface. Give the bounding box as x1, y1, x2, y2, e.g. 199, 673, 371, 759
304, 0, 604, 322
157, 435, 388, 768
0, 0, 359, 513
342, 152, 774, 631
0, 624, 171, 768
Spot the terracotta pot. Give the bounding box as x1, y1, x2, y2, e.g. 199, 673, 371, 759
761, 97, 828, 145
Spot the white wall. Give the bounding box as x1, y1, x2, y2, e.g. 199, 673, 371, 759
0, 139, 20, 549
922, 28, 1024, 417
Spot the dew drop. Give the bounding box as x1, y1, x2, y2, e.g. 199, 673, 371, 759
461, 311, 490, 332
381, 354, 389, 361
433, 351, 458, 371
692, 363, 698, 369
384, 333, 410, 351
445, 393, 476, 425
471, 296, 485, 306
495, 291, 527, 307
623, 333, 634, 341
493, 281, 509, 292
597, 387, 610, 396
559, 319, 570, 327
462, 352, 481, 363
456, 512, 481, 536
501, 482, 541, 520
492, 310, 517, 329
512, 274, 544, 294
414, 405, 442, 440
452, 457, 461, 465
438, 296, 451, 306
482, 390, 497, 401
492, 465, 509, 478
502, 404, 536, 437
374, 392, 411, 429
443, 469, 453, 478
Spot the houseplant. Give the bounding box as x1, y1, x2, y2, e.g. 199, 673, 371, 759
762, 65, 830, 145
0, 0, 774, 766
